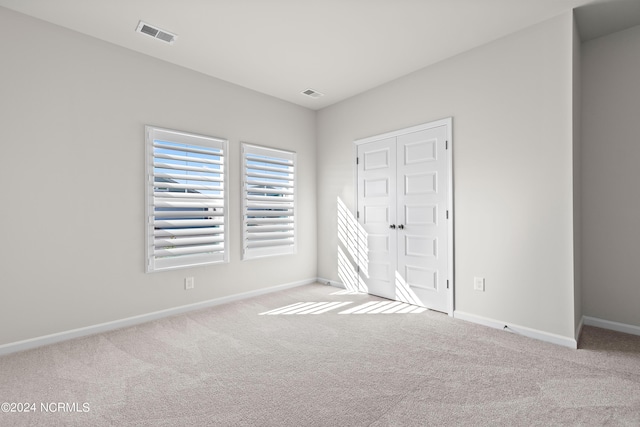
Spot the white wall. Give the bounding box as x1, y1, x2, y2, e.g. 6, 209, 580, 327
0, 8, 317, 346
582, 24, 640, 327
317, 13, 577, 338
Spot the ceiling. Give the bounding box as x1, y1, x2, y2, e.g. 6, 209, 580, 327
1, 0, 638, 110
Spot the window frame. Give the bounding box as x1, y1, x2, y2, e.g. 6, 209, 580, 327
146, 125, 229, 272
241, 143, 297, 260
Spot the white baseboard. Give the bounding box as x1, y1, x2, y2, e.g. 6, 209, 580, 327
316, 277, 344, 289
454, 311, 578, 349
0, 277, 317, 356
583, 316, 640, 337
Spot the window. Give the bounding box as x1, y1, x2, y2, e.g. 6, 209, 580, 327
242, 143, 296, 259
146, 126, 228, 272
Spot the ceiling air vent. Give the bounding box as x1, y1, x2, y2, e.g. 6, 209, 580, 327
301, 89, 324, 99
136, 21, 177, 45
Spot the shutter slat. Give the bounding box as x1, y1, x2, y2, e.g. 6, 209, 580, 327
155, 152, 223, 166
246, 195, 294, 202
155, 226, 224, 237
154, 218, 223, 228
243, 225, 293, 233
245, 218, 294, 225
245, 209, 294, 217
155, 172, 223, 183
155, 235, 224, 248
246, 239, 294, 249
155, 200, 223, 209
246, 155, 293, 167
246, 171, 293, 181
154, 142, 224, 157
154, 192, 223, 200
154, 181, 223, 192
246, 201, 294, 209
154, 162, 223, 174
155, 244, 224, 257
246, 178, 294, 188
154, 210, 224, 219
247, 226, 293, 234
246, 232, 295, 240
244, 163, 293, 174
247, 188, 293, 196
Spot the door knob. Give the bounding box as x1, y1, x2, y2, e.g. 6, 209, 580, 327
389, 224, 396, 229
398, 224, 404, 230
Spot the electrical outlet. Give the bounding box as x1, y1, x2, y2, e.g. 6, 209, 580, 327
473, 277, 485, 292
185, 277, 195, 290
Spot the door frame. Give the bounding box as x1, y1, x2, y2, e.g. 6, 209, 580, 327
353, 117, 454, 316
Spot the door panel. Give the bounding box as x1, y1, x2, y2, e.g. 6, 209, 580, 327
404, 234, 435, 257
404, 265, 436, 290
363, 205, 390, 223
404, 138, 437, 164
364, 178, 389, 197
364, 148, 391, 170
405, 204, 436, 226
404, 172, 437, 194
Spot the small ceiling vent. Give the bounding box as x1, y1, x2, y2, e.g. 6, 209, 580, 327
301, 89, 324, 99
136, 21, 177, 44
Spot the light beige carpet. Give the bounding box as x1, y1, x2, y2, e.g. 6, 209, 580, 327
1, 283, 639, 426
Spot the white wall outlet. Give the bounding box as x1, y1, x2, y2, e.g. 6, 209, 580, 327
473, 277, 485, 292
185, 277, 195, 290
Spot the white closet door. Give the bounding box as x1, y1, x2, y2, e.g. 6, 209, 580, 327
355, 119, 452, 314
396, 125, 449, 312
357, 137, 397, 300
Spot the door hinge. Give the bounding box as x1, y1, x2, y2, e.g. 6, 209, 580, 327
357, 211, 360, 219
357, 265, 360, 273
446, 140, 448, 150
447, 280, 449, 289
356, 157, 359, 165
446, 210, 449, 219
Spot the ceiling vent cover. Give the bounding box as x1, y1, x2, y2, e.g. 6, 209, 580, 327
136, 21, 177, 44
301, 89, 324, 99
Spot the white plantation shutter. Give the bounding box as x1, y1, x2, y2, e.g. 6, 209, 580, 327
242, 143, 296, 259
146, 126, 228, 272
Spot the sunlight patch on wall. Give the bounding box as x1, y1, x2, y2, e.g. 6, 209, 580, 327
338, 246, 368, 292
337, 197, 369, 292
